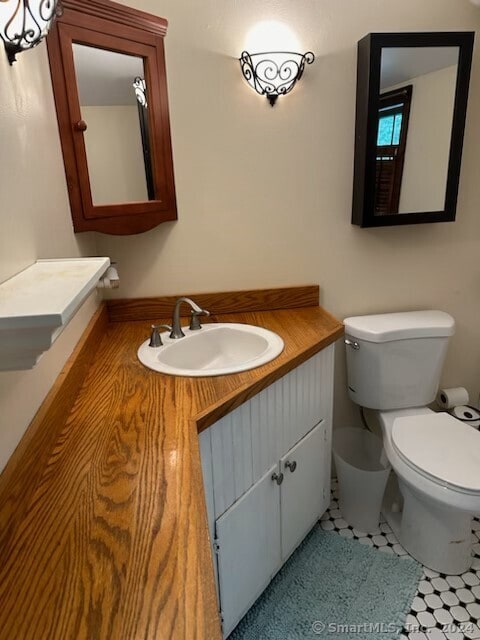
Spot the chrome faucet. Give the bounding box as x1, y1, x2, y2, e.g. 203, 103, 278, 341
170, 297, 210, 339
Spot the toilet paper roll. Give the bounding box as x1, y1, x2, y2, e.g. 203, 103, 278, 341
450, 405, 480, 421
436, 387, 469, 409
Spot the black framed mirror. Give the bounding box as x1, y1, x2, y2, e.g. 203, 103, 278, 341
352, 32, 474, 228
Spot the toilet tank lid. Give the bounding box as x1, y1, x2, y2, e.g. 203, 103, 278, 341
343, 310, 455, 343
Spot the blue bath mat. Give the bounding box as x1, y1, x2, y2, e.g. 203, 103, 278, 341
229, 527, 422, 640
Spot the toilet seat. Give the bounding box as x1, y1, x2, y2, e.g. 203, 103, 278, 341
392, 412, 480, 494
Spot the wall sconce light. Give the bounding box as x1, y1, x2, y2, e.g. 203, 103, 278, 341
0, 0, 62, 65
133, 76, 148, 107
239, 50, 315, 106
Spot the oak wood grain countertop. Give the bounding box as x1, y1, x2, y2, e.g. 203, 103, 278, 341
0, 288, 343, 640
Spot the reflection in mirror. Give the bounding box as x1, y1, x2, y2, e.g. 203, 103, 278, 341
132, 76, 155, 200
72, 44, 153, 205
375, 47, 459, 216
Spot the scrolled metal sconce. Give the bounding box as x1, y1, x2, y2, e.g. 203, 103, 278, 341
133, 76, 148, 108
239, 50, 315, 106
0, 0, 62, 65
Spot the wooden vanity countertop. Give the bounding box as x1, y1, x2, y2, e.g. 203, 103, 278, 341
0, 293, 343, 640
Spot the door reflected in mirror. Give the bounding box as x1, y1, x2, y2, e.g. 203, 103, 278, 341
375, 47, 459, 216
72, 44, 153, 205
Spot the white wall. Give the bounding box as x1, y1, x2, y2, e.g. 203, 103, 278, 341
398, 65, 457, 213
97, 0, 480, 428
0, 45, 99, 471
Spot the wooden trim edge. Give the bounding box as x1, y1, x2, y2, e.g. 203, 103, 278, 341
0, 303, 109, 551
106, 285, 320, 322
60, 0, 168, 37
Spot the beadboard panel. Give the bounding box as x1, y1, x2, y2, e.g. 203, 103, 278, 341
208, 346, 334, 519
232, 402, 254, 502
250, 387, 278, 484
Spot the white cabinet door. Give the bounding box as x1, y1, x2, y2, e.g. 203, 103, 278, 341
206, 348, 334, 520
280, 420, 329, 562
215, 464, 281, 637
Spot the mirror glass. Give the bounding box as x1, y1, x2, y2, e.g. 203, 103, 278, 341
375, 46, 459, 216
72, 44, 153, 205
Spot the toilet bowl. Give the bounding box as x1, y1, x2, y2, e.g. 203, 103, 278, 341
343, 310, 480, 574
378, 407, 480, 574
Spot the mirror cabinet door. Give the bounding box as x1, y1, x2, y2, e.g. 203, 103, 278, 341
352, 32, 474, 228
47, 0, 177, 235
73, 44, 153, 206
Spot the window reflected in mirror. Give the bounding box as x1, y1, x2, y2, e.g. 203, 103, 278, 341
72, 44, 154, 205
375, 85, 412, 214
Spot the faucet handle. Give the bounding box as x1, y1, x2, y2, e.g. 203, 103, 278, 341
189, 308, 210, 331
149, 324, 172, 347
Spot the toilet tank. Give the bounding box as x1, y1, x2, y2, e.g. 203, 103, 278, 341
344, 311, 455, 410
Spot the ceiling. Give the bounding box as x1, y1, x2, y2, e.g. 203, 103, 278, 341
380, 47, 459, 90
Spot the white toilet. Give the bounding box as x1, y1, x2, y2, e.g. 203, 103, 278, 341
344, 310, 480, 575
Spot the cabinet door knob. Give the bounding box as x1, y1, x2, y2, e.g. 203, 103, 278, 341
74, 120, 88, 132
271, 472, 284, 485
285, 460, 297, 473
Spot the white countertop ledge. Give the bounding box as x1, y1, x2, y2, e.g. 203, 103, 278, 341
0, 258, 110, 371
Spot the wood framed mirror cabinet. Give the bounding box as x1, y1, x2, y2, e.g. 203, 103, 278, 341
352, 32, 474, 228
47, 0, 177, 235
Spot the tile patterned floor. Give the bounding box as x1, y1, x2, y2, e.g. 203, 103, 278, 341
321, 481, 480, 640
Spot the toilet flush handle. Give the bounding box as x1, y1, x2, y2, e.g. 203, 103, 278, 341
345, 339, 360, 350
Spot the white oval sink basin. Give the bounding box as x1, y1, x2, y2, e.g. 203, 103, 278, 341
137, 323, 284, 377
